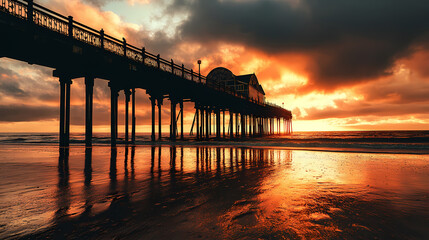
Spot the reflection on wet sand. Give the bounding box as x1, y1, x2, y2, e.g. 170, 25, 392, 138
56, 148, 70, 221
82, 148, 93, 218
0, 145, 427, 239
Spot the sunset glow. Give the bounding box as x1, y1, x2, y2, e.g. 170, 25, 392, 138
1, 0, 429, 132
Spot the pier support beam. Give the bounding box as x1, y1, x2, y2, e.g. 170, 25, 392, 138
180, 100, 184, 140
195, 104, 200, 140
200, 108, 204, 139
157, 98, 163, 140
230, 111, 234, 139
124, 89, 131, 143
241, 114, 245, 138
65, 80, 71, 146
205, 108, 209, 139
216, 109, 221, 139
59, 77, 72, 146
109, 82, 118, 146
131, 88, 136, 144
262, 117, 264, 135
208, 109, 212, 137
59, 79, 65, 146
85, 76, 94, 146
262, 118, 264, 135
170, 99, 177, 141
150, 97, 156, 141
235, 113, 239, 137
265, 118, 268, 135
223, 110, 226, 138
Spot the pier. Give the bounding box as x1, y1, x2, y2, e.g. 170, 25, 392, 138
0, 0, 292, 146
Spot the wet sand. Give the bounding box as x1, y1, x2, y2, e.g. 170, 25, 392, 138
0, 144, 428, 239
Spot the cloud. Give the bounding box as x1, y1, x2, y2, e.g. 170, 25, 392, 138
169, 0, 429, 90
0, 81, 26, 97
299, 103, 429, 120
356, 73, 429, 105
0, 105, 58, 122
80, 0, 116, 7
82, 0, 150, 7
401, 49, 429, 79
0, 59, 58, 103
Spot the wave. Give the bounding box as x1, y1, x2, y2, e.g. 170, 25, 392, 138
0, 131, 428, 154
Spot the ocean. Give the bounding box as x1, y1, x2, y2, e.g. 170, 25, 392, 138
0, 131, 428, 239
0, 131, 428, 153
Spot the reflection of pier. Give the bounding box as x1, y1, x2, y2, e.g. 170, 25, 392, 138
52, 145, 292, 236
0, 0, 293, 146
58, 146, 292, 188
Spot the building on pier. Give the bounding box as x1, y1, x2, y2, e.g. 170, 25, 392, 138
206, 67, 266, 103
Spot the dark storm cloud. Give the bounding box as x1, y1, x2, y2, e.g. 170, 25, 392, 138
0, 66, 26, 97
0, 62, 58, 101
0, 105, 57, 122
0, 81, 26, 97
357, 77, 429, 104
299, 101, 429, 120
170, 0, 429, 89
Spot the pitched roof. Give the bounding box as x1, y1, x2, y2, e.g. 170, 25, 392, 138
256, 84, 265, 95
235, 74, 265, 94
235, 74, 253, 84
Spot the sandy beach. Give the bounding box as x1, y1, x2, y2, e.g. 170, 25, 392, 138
0, 144, 428, 239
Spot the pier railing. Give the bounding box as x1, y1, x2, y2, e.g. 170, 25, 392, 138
0, 0, 288, 112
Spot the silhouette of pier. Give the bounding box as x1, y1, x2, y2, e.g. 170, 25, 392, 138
0, 0, 292, 146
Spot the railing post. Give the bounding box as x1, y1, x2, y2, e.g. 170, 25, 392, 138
27, 0, 34, 23
68, 16, 73, 38
171, 59, 174, 74
122, 37, 127, 56
157, 54, 160, 69
182, 64, 184, 78
100, 29, 104, 49
191, 69, 193, 81
142, 47, 146, 63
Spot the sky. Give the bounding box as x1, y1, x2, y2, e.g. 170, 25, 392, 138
1, 0, 429, 132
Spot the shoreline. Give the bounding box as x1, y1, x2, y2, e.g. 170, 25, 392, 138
1, 141, 428, 155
